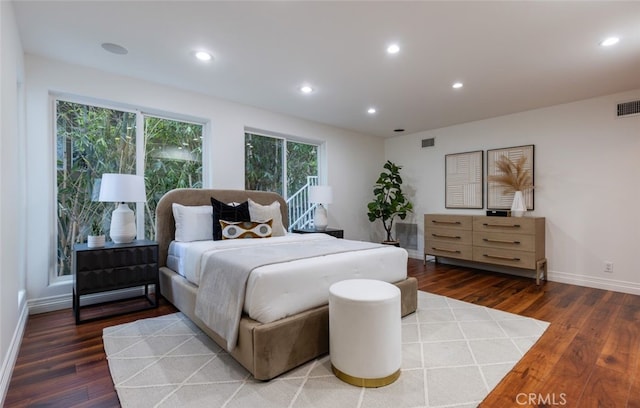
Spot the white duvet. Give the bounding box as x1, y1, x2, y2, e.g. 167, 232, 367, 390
167, 233, 408, 324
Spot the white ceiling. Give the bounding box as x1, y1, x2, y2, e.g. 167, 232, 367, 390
12, 1, 640, 138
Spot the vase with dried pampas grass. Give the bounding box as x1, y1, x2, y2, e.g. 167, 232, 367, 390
489, 156, 534, 217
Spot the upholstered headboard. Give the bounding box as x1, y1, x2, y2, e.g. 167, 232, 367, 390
155, 188, 289, 267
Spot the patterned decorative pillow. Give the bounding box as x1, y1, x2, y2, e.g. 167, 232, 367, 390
220, 219, 273, 239
210, 197, 251, 240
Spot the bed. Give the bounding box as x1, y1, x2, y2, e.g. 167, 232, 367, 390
156, 188, 418, 380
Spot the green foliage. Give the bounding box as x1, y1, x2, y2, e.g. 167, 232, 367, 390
89, 218, 104, 236
56, 101, 202, 276
144, 116, 203, 238
286, 141, 318, 195
367, 160, 413, 242
245, 133, 283, 194
245, 133, 317, 197
56, 101, 136, 275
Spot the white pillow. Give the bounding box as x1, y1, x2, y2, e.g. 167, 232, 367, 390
172, 203, 213, 242
248, 198, 287, 237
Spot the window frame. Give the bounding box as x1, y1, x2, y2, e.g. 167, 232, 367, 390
50, 94, 208, 284
244, 128, 322, 199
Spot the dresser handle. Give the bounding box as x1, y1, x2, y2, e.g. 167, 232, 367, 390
482, 223, 520, 228
432, 220, 461, 225
432, 247, 461, 254
432, 234, 461, 239
482, 238, 520, 245
483, 254, 520, 261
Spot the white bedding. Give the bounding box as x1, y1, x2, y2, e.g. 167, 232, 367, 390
167, 234, 407, 324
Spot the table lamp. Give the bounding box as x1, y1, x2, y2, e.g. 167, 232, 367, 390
98, 173, 146, 243
309, 185, 333, 231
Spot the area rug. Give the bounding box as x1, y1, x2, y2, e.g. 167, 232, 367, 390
103, 291, 549, 408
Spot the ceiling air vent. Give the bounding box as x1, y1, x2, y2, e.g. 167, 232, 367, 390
421, 138, 435, 148
617, 100, 640, 117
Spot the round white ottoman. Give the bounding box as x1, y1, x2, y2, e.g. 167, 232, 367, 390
329, 279, 401, 387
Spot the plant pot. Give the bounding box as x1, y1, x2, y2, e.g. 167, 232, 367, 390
87, 235, 105, 248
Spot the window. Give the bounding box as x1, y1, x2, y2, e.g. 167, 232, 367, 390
245, 133, 284, 195
55, 99, 203, 277
244, 132, 318, 198
144, 116, 203, 239
245, 131, 319, 230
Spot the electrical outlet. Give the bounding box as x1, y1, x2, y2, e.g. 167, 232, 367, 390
604, 261, 614, 273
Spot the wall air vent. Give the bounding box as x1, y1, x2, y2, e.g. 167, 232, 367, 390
395, 223, 418, 250
421, 138, 435, 148
617, 100, 640, 117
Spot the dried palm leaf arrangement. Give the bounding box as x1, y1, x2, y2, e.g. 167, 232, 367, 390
489, 156, 533, 192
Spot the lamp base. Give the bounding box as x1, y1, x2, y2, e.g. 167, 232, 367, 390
110, 203, 137, 243
314, 204, 328, 231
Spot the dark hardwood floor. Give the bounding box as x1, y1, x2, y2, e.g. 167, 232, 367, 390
5, 259, 640, 407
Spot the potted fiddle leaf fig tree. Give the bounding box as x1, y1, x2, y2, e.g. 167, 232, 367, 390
367, 160, 413, 244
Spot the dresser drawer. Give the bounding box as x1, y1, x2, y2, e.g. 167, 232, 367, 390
425, 240, 472, 260
427, 227, 472, 245
473, 216, 537, 235
473, 231, 536, 252
472, 247, 536, 269
75, 245, 158, 271
425, 214, 472, 231
76, 264, 158, 294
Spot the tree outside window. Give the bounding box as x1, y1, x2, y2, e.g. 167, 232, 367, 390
245, 132, 318, 198
56, 100, 203, 276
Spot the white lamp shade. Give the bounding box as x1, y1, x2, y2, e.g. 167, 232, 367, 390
309, 185, 333, 204
99, 173, 146, 203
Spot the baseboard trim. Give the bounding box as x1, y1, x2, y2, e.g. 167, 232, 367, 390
416, 255, 640, 296
0, 300, 28, 406
548, 271, 640, 296
28, 286, 155, 315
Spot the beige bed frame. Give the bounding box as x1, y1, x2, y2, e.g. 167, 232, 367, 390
156, 188, 418, 380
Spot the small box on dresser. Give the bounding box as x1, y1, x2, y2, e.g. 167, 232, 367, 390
425, 214, 547, 284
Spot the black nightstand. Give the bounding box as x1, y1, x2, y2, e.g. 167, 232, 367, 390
292, 227, 344, 239
72, 240, 159, 324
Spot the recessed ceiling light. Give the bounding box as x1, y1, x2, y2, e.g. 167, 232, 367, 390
300, 85, 313, 94
195, 51, 212, 61
600, 37, 620, 47
452, 82, 463, 89
387, 44, 400, 54
101, 42, 128, 55
367, 107, 377, 114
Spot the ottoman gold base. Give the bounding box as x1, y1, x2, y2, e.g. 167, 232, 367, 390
332, 364, 401, 388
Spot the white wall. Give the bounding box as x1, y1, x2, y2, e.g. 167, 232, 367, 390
0, 1, 28, 404
24, 55, 386, 308
386, 89, 640, 295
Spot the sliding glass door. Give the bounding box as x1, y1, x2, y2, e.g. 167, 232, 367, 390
244, 131, 318, 198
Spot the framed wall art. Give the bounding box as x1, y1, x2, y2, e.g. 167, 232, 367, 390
445, 150, 483, 209
487, 144, 535, 210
